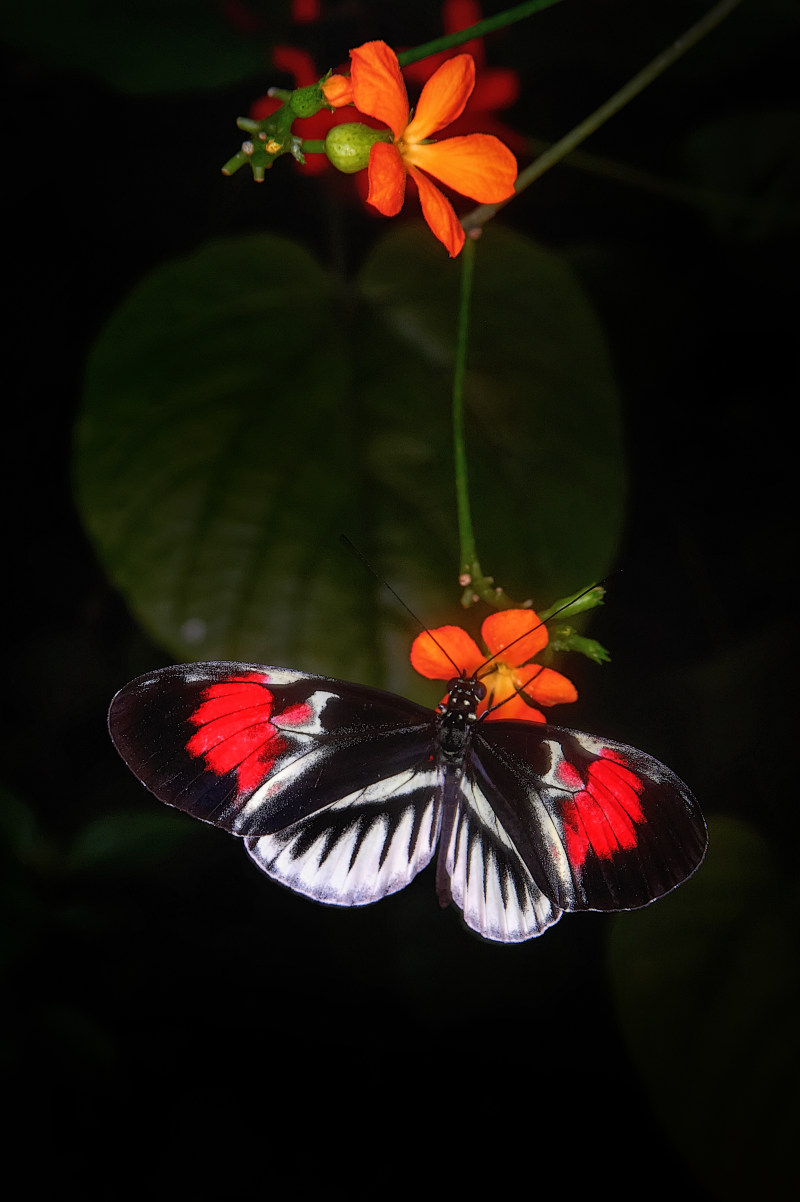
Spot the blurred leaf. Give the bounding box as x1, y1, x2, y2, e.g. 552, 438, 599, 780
0, 784, 41, 864
0, 0, 268, 94
0, 785, 47, 971
607, 817, 799, 1199
664, 623, 794, 802
68, 811, 194, 873
682, 110, 800, 241
74, 225, 624, 692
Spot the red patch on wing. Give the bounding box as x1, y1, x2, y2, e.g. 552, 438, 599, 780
274, 701, 313, 727
560, 749, 646, 869
554, 759, 583, 789
186, 673, 293, 796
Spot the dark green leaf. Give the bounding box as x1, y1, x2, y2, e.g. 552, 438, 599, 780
68, 811, 195, 873
0, 785, 41, 865
75, 226, 624, 691
682, 110, 800, 242
0, 0, 268, 94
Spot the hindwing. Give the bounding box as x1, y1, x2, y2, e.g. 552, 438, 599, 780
470, 721, 707, 913
440, 767, 563, 943
246, 765, 442, 906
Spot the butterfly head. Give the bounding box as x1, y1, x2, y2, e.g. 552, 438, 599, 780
438, 676, 487, 717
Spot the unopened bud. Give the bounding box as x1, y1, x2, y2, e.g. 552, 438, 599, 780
324, 123, 392, 174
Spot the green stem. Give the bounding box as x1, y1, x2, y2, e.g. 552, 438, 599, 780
462, 0, 747, 234
452, 238, 519, 609
453, 237, 476, 579
397, 0, 566, 67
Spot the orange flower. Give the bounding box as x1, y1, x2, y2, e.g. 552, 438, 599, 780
323, 40, 517, 256
411, 609, 578, 722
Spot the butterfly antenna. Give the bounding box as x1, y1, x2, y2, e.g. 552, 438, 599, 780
339, 535, 463, 676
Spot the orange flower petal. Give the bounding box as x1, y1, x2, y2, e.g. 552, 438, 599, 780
480, 610, 547, 668
350, 41, 409, 140
522, 666, 579, 707
404, 54, 475, 144
405, 134, 517, 202
408, 166, 465, 256
366, 141, 406, 215
410, 626, 484, 680
321, 73, 354, 107
483, 692, 546, 723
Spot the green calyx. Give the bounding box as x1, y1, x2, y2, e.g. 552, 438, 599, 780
325, 124, 393, 174
547, 626, 611, 664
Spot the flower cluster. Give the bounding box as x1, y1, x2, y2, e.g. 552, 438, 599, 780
230, 1, 519, 254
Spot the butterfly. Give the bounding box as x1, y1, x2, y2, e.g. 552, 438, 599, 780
108, 659, 707, 944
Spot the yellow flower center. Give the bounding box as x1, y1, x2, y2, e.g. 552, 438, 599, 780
478, 660, 521, 705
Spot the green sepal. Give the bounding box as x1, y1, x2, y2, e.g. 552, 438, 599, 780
538, 584, 605, 623
547, 625, 611, 664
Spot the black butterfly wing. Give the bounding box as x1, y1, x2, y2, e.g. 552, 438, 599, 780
245, 764, 443, 907
438, 770, 563, 943
469, 721, 707, 914
109, 663, 444, 905
109, 664, 707, 936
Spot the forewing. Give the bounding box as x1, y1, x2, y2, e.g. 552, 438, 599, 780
440, 773, 562, 944
471, 722, 707, 913
108, 663, 437, 838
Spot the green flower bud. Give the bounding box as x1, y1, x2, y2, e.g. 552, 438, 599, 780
290, 83, 326, 118
324, 123, 392, 174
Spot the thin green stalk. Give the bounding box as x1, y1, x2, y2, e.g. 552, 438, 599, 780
453, 237, 476, 581
452, 239, 519, 609
462, 0, 747, 234
397, 0, 566, 68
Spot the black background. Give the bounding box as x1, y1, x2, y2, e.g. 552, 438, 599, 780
2, 1, 796, 1196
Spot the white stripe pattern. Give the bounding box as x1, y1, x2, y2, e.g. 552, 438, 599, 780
245, 769, 441, 906
444, 774, 562, 943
